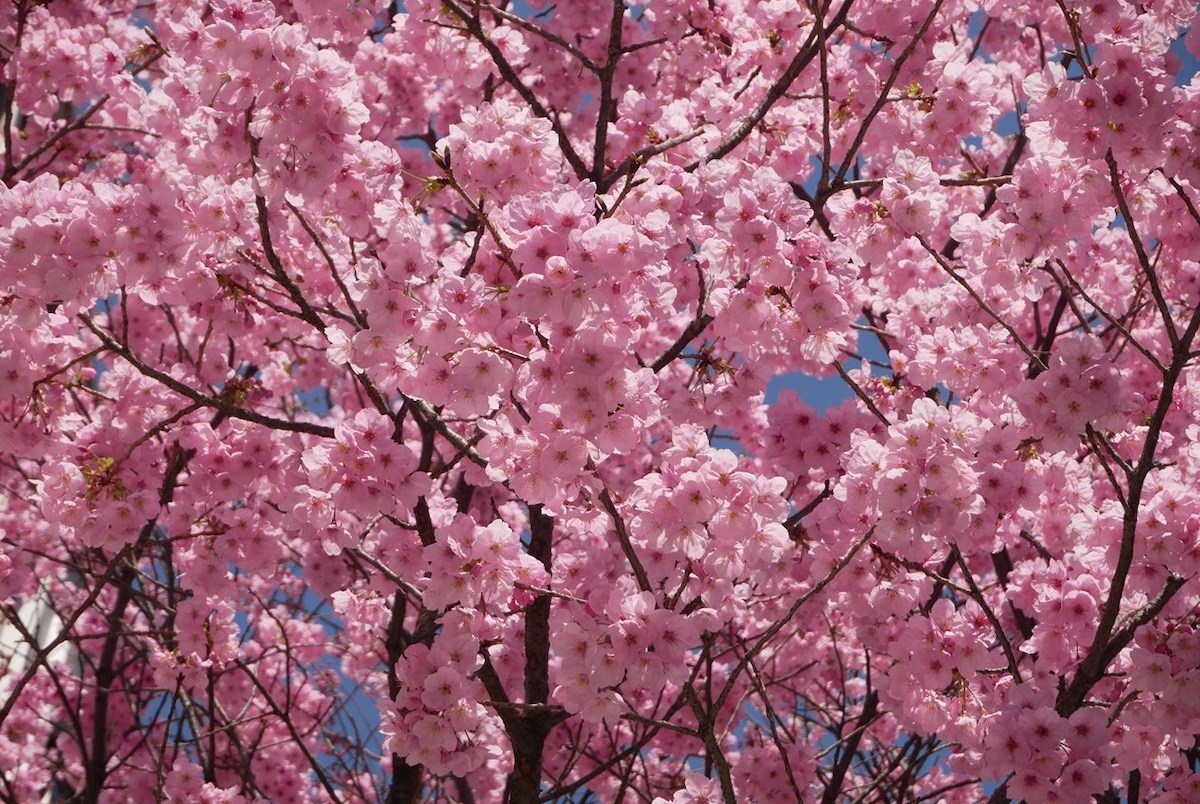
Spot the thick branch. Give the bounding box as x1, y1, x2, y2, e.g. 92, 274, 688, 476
820, 690, 880, 804
1056, 289, 1200, 715
590, 0, 626, 182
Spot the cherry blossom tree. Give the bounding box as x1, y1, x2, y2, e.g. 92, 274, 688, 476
2, 0, 1199, 801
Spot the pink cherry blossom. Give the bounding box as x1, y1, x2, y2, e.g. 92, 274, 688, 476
1, 1, 1198, 802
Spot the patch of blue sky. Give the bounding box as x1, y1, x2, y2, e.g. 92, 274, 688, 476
1171, 31, 1199, 86
767, 318, 891, 412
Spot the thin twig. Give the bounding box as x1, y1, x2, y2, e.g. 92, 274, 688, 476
711, 527, 876, 728
598, 487, 652, 593
951, 545, 1022, 684
1105, 149, 1176, 347
913, 233, 1045, 372
80, 315, 335, 438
